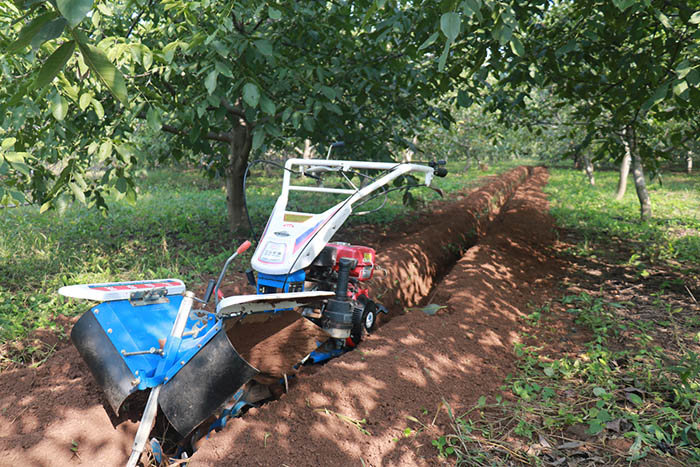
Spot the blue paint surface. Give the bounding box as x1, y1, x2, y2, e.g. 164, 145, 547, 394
92, 295, 220, 389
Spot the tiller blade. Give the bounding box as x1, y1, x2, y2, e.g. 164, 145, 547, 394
71, 293, 258, 436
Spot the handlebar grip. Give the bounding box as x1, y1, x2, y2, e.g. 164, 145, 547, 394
236, 240, 252, 254
435, 167, 448, 177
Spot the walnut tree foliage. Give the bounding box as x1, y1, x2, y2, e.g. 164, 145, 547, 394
0, 0, 457, 229
1, 0, 698, 224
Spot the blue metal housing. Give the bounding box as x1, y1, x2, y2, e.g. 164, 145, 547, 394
91, 295, 220, 390
255, 270, 306, 294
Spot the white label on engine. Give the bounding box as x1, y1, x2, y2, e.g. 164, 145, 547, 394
260, 241, 286, 263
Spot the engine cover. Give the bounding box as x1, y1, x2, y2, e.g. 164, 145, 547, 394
327, 243, 376, 281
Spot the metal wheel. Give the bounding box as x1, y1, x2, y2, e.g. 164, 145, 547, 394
350, 299, 377, 345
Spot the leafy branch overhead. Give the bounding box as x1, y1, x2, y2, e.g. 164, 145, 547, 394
0, 0, 698, 225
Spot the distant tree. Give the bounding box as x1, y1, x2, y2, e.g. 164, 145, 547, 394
472, 0, 700, 218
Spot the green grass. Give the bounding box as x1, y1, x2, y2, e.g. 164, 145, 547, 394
545, 168, 700, 268
0, 159, 526, 357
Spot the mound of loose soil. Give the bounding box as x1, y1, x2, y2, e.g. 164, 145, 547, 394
0, 166, 554, 466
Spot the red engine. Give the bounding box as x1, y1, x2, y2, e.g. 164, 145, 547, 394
325, 243, 376, 281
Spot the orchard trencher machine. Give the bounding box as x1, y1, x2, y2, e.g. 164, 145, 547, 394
60, 156, 447, 465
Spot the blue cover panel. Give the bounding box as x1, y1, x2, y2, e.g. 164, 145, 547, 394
256, 270, 306, 293
92, 295, 221, 389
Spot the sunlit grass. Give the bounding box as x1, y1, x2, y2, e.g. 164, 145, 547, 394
545, 168, 700, 267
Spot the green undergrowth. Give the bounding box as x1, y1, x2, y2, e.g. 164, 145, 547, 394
436, 293, 700, 465
545, 168, 700, 269
434, 167, 700, 465
0, 159, 527, 365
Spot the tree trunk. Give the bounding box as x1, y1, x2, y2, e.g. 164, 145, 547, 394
630, 138, 652, 219
615, 140, 632, 200
583, 154, 595, 186
303, 139, 313, 159
688, 152, 693, 174
224, 125, 252, 233
402, 135, 418, 163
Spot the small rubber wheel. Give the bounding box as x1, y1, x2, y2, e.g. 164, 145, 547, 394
350, 300, 377, 344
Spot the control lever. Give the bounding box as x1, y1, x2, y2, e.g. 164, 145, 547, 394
213, 240, 252, 307
203, 279, 216, 304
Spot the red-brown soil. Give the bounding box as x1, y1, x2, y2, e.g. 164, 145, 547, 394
0, 166, 559, 466
191, 166, 559, 466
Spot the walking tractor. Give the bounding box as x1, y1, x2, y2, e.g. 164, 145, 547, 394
59, 156, 447, 464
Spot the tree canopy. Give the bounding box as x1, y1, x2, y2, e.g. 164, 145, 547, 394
1, 0, 698, 223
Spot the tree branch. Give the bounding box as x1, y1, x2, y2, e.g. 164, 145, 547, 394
162, 124, 232, 143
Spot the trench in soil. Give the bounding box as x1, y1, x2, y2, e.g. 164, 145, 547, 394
0, 165, 537, 466
148, 166, 533, 459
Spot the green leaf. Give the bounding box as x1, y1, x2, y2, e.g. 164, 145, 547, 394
593, 387, 606, 397
1, 138, 16, 151
463, 0, 483, 21
676, 60, 691, 79
215, 61, 233, 78
260, 94, 276, 116
587, 421, 604, 435
510, 36, 524, 57
268, 6, 281, 20
115, 177, 127, 193
73, 172, 87, 190
254, 39, 273, 57
477, 396, 487, 407
417, 32, 439, 51
205, 70, 218, 95
457, 89, 472, 107
146, 106, 162, 131
320, 85, 337, 100
51, 93, 68, 121
8, 11, 59, 54
79, 92, 92, 110
438, 40, 450, 72
68, 182, 85, 204
242, 83, 260, 108
76, 41, 128, 105
252, 128, 265, 151
626, 393, 643, 406
303, 115, 315, 132
31, 18, 68, 50
656, 11, 671, 29
612, 0, 636, 11
142, 46, 153, 70
96, 3, 113, 16
56, 0, 94, 28
543, 366, 555, 377
31, 40, 75, 90
690, 11, 700, 24
555, 39, 577, 57
91, 98, 104, 119
98, 141, 112, 161
3, 151, 25, 163
440, 12, 461, 42
642, 82, 669, 109
673, 79, 688, 97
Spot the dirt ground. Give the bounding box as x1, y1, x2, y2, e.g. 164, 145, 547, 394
0, 166, 560, 466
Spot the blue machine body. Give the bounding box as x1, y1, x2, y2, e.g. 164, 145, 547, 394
256, 270, 305, 312
91, 295, 221, 390
255, 270, 306, 294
